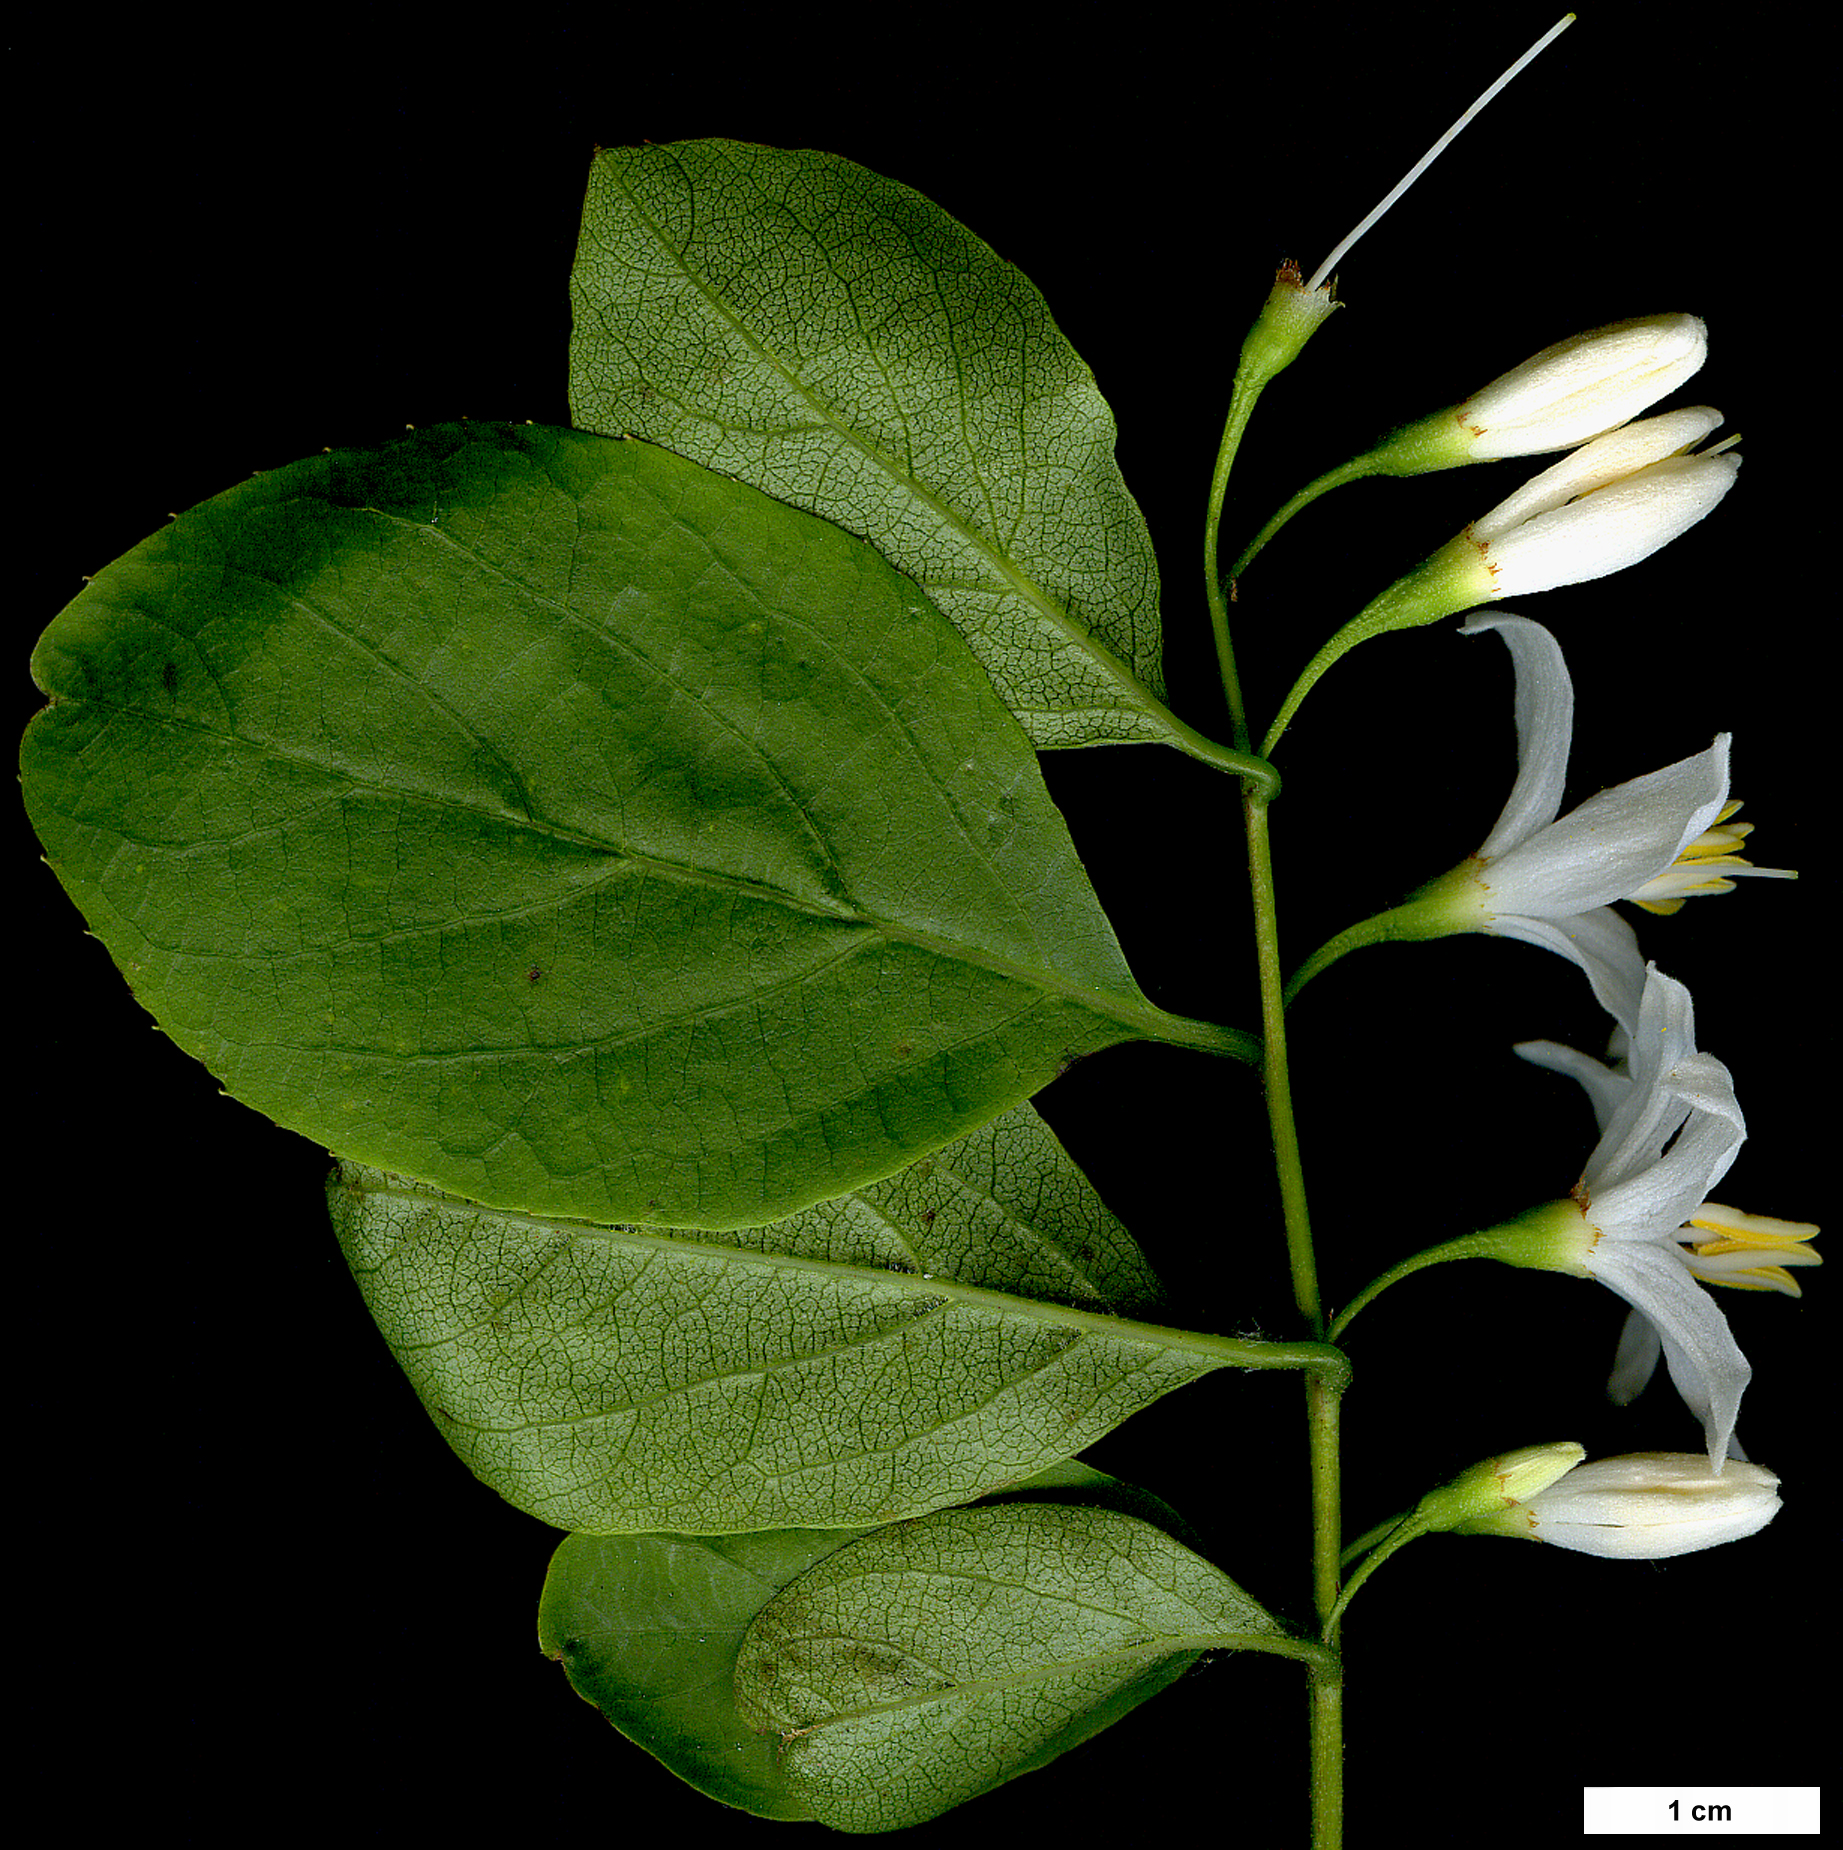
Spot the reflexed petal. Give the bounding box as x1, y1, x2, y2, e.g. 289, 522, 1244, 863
1660, 1050, 1746, 1132
1584, 966, 1700, 1169
1580, 1241, 1751, 1466
1581, 1057, 1693, 1195
1606, 1303, 1664, 1404
1589, 1105, 1744, 1234
1489, 908, 1647, 1034
1475, 738, 1730, 917
1513, 1036, 1633, 1133
1464, 613, 1573, 858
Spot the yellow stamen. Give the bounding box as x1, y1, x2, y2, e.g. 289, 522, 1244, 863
1627, 800, 1792, 915
1682, 1202, 1822, 1297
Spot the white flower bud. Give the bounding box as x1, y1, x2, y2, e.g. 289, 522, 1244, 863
1457, 313, 1708, 460
1367, 314, 1708, 477
1456, 1453, 1781, 1558
1471, 413, 1740, 599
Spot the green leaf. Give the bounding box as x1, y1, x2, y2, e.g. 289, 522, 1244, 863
535, 1460, 1176, 1821
733, 1500, 1283, 1831
329, 1100, 1245, 1533
540, 1525, 847, 1822
569, 140, 1228, 766
22, 421, 1248, 1232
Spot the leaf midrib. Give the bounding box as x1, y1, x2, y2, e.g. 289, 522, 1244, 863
763, 1629, 1270, 1736
346, 1173, 1250, 1366
42, 686, 1201, 1043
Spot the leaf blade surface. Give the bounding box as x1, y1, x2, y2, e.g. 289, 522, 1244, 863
568, 140, 1191, 753
733, 1501, 1282, 1830
23, 422, 1232, 1228
534, 1463, 1201, 1820
330, 1101, 1229, 1532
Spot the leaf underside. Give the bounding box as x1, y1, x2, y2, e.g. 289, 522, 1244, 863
569, 138, 1183, 752
535, 1463, 1216, 1824
735, 1500, 1281, 1830
23, 421, 1196, 1230
331, 1100, 1222, 1533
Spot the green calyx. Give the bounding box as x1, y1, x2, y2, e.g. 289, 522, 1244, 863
1238, 262, 1340, 389
1413, 1442, 1587, 1535
1363, 404, 1480, 478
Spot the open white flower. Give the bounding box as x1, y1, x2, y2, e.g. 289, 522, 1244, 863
1454, 1453, 1781, 1558
1510, 966, 1819, 1469
1518, 1006, 1820, 1448
1284, 614, 1794, 1028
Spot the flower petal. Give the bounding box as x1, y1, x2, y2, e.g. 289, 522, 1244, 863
1471, 406, 1725, 537
1488, 907, 1647, 1036
1461, 315, 1708, 461
1513, 1036, 1634, 1133
1521, 1454, 1779, 1555
1606, 1303, 1664, 1404
1590, 1101, 1743, 1233
1481, 451, 1741, 598
1464, 613, 1573, 858
1476, 738, 1731, 918
1581, 1243, 1751, 1467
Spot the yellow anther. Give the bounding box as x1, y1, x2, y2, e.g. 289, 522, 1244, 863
1626, 800, 1792, 915
1681, 1203, 1822, 1296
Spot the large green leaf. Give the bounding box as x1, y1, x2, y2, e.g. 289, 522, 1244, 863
23, 421, 1247, 1231
569, 140, 1229, 765
534, 1461, 1180, 1821
733, 1500, 1283, 1831
329, 1100, 1249, 1533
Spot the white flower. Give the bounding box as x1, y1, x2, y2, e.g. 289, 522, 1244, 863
1456, 611, 1792, 1027
1469, 408, 1740, 598
1512, 966, 1819, 1469
1285, 614, 1795, 1028
1455, 1453, 1781, 1558
1371, 315, 1709, 474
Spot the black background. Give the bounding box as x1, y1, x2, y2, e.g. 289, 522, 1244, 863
16, 7, 1825, 1843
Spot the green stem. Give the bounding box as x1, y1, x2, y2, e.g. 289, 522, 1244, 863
1325, 1512, 1435, 1633
1306, 1366, 1345, 1847
1228, 453, 1385, 586
1283, 870, 1477, 1007
1329, 1225, 1540, 1344
1340, 1510, 1412, 1569
1284, 916, 1393, 1008
1244, 793, 1321, 1333
1207, 265, 1340, 750
1157, 708, 1282, 797
1245, 785, 1347, 1848
1308, 1371, 1343, 1626
1205, 372, 1267, 754
1259, 535, 1487, 760
1308, 1656, 1345, 1850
